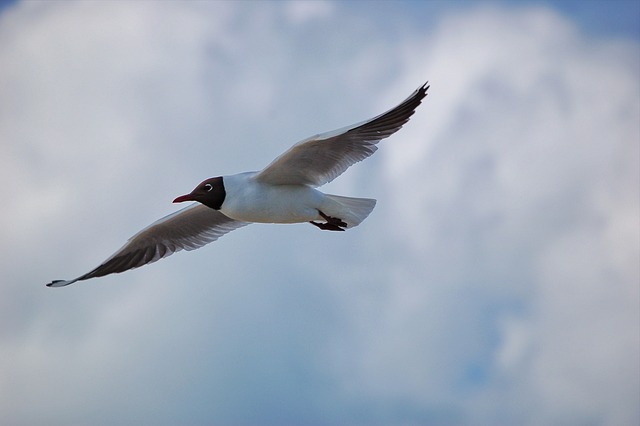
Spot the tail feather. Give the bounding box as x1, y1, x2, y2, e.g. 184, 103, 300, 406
323, 195, 376, 228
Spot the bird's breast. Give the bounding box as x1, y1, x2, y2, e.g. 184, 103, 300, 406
220, 175, 322, 224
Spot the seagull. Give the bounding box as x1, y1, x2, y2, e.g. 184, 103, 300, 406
47, 82, 429, 287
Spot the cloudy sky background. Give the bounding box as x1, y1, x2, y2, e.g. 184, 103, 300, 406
1, 1, 638, 425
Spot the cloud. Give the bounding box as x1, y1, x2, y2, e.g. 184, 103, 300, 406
285, 0, 335, 25
0, 2, 637, 425
373, 5, 639, 424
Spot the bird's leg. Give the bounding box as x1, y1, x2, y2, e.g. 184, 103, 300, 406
309, 221, 345, 231
309, 220, 344, 231
309, 210, 347, 231
318, 211, 347, 227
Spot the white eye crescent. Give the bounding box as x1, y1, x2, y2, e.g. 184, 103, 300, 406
204, 183, 213, 192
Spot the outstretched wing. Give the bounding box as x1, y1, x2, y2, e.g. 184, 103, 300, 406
46, 204, 248, 287
254, 82, 429, 187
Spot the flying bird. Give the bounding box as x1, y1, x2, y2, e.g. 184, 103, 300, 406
47, 82, 429, 287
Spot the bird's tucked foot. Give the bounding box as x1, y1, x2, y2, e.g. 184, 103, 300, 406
310, 211, 347, 231
319, 211, 347, 227
309, 221, 345, 231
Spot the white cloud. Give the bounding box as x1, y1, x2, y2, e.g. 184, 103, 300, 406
285, 0, 335, 25
0, 2, 637, 425
374, 5, 639, 425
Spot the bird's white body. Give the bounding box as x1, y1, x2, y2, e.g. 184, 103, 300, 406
221, 172, 323, 223
220, 172, 375, 227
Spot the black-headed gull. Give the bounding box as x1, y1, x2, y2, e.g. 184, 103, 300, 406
47, 82, 429, 287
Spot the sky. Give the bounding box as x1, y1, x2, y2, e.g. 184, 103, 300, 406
0, 1, 638, 425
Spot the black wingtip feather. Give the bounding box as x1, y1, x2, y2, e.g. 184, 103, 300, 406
347, 80, 429, 139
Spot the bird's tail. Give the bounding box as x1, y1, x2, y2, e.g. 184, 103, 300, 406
322, 195, 376, 228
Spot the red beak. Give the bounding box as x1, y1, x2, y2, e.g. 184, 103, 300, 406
173, 194, 195, 203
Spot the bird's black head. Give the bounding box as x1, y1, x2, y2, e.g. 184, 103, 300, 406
173, 176, 226, 210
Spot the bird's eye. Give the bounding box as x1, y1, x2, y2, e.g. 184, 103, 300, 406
204, 183, 213, 192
